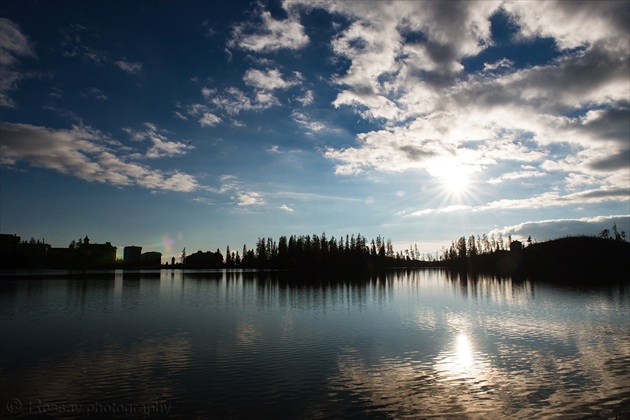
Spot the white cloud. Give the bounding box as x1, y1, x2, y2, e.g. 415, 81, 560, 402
186, 103, 210, 116
296, 90, 314, 106
503, 1, 629, 51
291, 111, 325, 134
198, 69, 301, 119
230, 9, 308, 52
201, 86, 215, 99
324, 121, 496, 176
199, 112, 222, 127
208, 87, 268, 115
487, 168, 547, 185
214, 174, 240, 194
240, 68, 301, 109
237, 192, 265, 206
192, 196, 215, 205
302, 0, 628, 207
243, 68, 298, 90
406, 186, 628, 217
0, 18, 36, 107
483, 58, 514, 73
495, 215, 630, 243
480, 187, 629, 211
173, 111, 188, 120
115, 60, 142, 74
0, 122, 199, 192
181, 103, 223, 127
0, 18, 35, 66
280, 204, 294, 212
410, 204, 473, 217
274, 190, 364, 203
203, 175, 269, 209
123, 122, 194, 159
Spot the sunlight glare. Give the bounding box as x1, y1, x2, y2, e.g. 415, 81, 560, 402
434, 332, 482, 382
442, 169, 470, 194
455, 333, 474, 369
427, 160, 478, 198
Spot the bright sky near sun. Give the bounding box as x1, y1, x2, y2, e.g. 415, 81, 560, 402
1, 0, 629, 261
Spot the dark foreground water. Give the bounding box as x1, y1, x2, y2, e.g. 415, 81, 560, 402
0, 269, 628, 419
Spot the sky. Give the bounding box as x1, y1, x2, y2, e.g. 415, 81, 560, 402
1, 0, 629, 262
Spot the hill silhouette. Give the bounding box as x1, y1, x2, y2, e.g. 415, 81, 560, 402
473, 236, 629, 283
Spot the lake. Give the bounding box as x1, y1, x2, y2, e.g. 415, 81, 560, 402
1, 269, 628, 419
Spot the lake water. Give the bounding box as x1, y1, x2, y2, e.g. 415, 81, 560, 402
1, 269, 628, 419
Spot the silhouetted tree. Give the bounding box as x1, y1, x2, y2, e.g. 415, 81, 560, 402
612, 223, 621, 241
482, 234, 489, 253
225, 245, 232, 267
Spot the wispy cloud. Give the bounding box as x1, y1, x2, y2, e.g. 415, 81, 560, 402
193, 67, 302, 122
408, 205, 473, 217
205, 87, 268, 115
181, 102, 223, 127
86, 87, 108, 100
480, 187, 629, 210
487, 167, 547, 184
0, 122, 199, 192
115, 60, 142, 74
291, 111, 325, 134
202, 175, 268, 208
279, 204, 294, 212
407, 187, 629, 217
123, 122, 194, 159
173, 111, 188, 121
60, 23, 108, 65
0, 18, 36, 107
274, 191, 364, 203
296, 90, 314, 106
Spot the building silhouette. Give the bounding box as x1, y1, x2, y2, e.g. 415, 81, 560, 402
141, 251, 162, 267
81, 236, 117, 266
124, 246, 142, 265
0, 234, 116, 268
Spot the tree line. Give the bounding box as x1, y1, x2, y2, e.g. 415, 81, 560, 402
185, 231, 530, 270
182, 233, 436, 270
181, 223, 628, 273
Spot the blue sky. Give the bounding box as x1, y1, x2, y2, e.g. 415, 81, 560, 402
1, 0, 628, 261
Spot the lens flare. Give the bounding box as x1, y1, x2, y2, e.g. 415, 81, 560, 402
163, 234, 174, 255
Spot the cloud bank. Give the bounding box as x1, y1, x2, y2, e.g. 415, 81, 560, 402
0, 122, 199, 192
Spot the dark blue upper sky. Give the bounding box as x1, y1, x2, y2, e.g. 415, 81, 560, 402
1, 0, 628, 260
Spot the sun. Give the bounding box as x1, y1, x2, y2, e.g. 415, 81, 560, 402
436, 164, 474, 196
441, 169, 470, 194
427, 159, 480, 203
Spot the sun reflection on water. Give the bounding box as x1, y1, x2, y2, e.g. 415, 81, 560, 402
455, 333, 474, 369
434, 332, 490, 384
